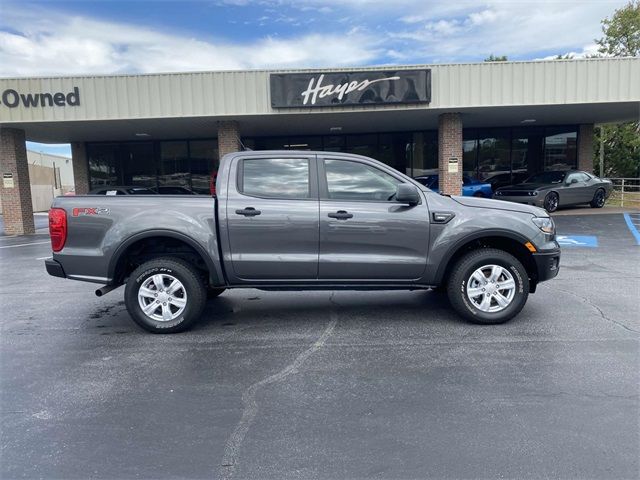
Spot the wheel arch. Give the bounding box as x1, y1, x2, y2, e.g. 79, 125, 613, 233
108, 230, 222, 286
434, 231, 539, 291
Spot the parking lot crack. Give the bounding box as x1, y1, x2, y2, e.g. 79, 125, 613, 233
218, 311, 338, 478
542, 284, 639, 335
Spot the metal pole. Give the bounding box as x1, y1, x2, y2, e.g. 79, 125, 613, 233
599, 126, 604, 178
621, 179, 625, 207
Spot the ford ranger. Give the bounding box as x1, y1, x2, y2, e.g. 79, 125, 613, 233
45, 151, 560, 333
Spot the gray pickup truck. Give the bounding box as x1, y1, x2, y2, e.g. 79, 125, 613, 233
46, 151, 560, 333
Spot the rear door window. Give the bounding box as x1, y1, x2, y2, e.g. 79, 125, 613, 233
240, 158, 310, 199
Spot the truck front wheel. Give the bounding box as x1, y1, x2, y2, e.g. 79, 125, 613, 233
124, 257, 206, 333
447, 248, 529, 324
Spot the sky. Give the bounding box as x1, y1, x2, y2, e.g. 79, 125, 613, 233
1, 0, 628, 157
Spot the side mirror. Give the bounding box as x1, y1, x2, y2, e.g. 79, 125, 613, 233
569, 178, 578, 184
396, 184, 420, 205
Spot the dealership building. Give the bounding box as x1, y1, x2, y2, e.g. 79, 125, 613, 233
1, 57, 638, 235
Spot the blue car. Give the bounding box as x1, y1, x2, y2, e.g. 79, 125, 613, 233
414, 175, 493, 198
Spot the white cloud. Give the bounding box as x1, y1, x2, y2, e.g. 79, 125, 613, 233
0, 8, 383, 77
391, 0, 625, 60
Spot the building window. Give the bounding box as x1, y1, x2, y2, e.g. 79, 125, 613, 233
159, 141, 190, 189
543, 127, 577, 171
462, 130, 478, 178
88, 143, 119, 189
190, 140, 218, 194
121, 143, 155, 187
377, 132, 413, 175
477, 129, 511, 181
408, 131, 438, 177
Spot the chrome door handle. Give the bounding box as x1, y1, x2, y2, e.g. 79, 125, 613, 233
235, 207, 261, 217
328, 210, 353, 220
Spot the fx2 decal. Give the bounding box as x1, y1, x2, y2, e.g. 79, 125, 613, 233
72, 207, 111, 217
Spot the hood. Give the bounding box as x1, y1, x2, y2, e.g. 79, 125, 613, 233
498, 183, 553, 192
451, 195, 547, 216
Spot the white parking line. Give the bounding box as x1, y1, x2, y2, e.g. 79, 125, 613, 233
0, 241, 50, 249
36, 256, 52, 260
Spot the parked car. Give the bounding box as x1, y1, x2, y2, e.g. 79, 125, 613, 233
154, 186, 197, 195
494, 170, 613, 212
89, 186, 157, 195
46, 151, 560, 333
414, 175, 493, 198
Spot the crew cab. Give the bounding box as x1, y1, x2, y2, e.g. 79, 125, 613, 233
46, 151, 560, 333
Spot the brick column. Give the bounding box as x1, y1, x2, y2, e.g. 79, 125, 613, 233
438, 113, 463, 196
71, 142, 90, 195
578, 124, 594, 173
0, 128, 35, 235
217, 121, 241, 159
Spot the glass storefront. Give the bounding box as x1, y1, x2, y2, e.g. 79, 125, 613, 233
88, 139, 219, 193
86, 125, 579, 193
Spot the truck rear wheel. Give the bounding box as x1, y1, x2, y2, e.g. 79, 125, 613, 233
447, 248, 529, 324
124, 257, 206, 333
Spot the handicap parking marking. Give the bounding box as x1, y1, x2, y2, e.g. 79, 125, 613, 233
556, 235, 598, 247
623, 213, 640, 245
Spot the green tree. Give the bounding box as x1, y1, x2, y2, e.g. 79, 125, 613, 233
484, 54, 508, 62
594, 1, 640, 177
596, 0, 640, 56
595, 123, 640, 177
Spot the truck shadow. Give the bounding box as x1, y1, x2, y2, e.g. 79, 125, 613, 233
195, 290, 461, 332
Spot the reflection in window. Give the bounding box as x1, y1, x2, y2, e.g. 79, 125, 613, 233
242, 158, 309, 198
324, 160, 401, 201
409, 131, 438, 177
463, 132, 478, 178
544, 128, 577, 171
346, 134, 378, 159
122, 143, 155, 187
88, 143, 119, 189
477, 129, 510, 181
378, 133, 413, 175
190, 140, 218, 194
160, 141, 190, 189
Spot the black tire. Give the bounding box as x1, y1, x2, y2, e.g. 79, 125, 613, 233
543, 191, 559, 212
590, 188, 606, 208
207, 287, 226, 299
447, 248, 529, 325
124, 257, 206, 333
473, 191, 485, 198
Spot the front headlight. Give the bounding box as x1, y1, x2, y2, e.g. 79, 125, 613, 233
532, 216, 555, 235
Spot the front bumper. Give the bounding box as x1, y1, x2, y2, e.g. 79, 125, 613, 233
532, 248, 561, 283
45, 258, 66, 278
494, 195, 545, 207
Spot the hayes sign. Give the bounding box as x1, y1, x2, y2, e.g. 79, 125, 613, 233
270, 70, 431, 108
1, 87, 80, 108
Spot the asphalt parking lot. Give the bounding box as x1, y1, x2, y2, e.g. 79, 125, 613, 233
1, 212, 639, 479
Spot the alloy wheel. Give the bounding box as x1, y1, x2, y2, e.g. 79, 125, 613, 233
137, 274, 188, 322
466, 264, 516, 313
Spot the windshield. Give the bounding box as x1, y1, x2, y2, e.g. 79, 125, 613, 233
524, 171, 567, 184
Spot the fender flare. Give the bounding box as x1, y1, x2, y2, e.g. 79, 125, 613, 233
107, 229, 222, 285
433, 228, 533, 284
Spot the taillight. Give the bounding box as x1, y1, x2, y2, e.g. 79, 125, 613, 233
49, 208, 67, 252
